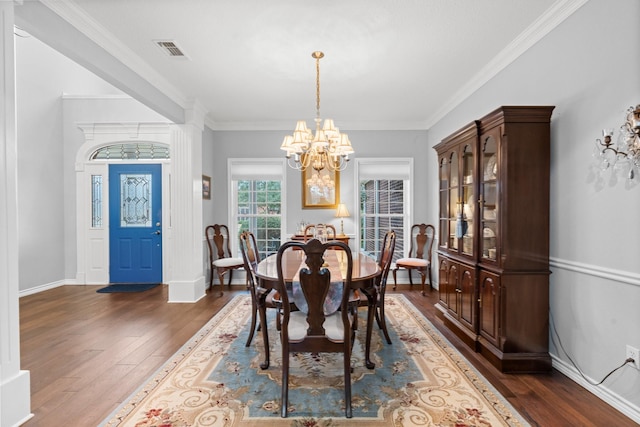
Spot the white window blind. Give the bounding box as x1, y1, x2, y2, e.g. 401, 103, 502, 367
229, 159, 283, 181
358, 159, 411, 180
357, 158, 412, 261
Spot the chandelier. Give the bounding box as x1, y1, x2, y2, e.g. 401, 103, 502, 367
594, 104, 640, 181
280, 51, 354, 175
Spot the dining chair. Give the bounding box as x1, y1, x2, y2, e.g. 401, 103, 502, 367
392, 223, 435, 295
303, 223, 336, 242
275, 238, 355, 418
205, 224, 244, 296
239, 231, 280, 350
351, 230, 396, 344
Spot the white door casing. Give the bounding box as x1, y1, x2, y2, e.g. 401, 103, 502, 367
75, 123, 171, 284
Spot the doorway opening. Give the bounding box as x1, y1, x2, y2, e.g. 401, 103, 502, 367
75, 124, 172, 285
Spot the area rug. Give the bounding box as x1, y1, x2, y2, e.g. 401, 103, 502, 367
96, 283, 160, 293
101, 294, 530, 426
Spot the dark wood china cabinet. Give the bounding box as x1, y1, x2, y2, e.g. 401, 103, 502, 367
434, 106, 554, 373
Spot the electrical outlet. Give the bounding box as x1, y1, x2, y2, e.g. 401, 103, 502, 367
626, 345, 640, 370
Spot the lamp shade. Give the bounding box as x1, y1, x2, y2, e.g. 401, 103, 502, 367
335, 203, 350, 218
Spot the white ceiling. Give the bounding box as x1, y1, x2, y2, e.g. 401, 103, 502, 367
38, 0, 582, 131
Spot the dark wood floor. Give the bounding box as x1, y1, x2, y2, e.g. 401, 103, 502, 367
19, 285, 635, 426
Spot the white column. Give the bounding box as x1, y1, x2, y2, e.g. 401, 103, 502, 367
167, 103, 206, 302
0, 2, 32, 426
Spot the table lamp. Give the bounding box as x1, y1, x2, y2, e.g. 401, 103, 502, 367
335, 203, 350, 236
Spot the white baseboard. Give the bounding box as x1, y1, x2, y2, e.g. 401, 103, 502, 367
18, 280, 66, 298
551, 354, 640, 424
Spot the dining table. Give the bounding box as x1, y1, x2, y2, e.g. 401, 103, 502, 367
255, 247, 381, 370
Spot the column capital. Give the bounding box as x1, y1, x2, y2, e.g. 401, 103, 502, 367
184, 99, 208, 131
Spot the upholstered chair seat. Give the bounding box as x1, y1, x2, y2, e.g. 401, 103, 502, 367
287, 310, 351, 342
394, 257, 428, 268
212, 257, 244, 269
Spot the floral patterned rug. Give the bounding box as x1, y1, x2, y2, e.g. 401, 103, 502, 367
101, 294, 530, 427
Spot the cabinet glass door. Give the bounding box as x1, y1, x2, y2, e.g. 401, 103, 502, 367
438, 156, 449, 250
448, 151, 459, 250
481, 134, 498, 260
460, 144, 474, 256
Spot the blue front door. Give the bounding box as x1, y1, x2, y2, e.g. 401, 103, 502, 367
109, 164, 162, 283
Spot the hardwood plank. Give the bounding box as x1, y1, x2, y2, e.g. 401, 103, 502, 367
19, 284, 636, 426
394, 286, 636, 427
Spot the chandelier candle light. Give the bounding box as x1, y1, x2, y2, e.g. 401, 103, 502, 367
595, 104, 640, 181
280, 51, 354, 182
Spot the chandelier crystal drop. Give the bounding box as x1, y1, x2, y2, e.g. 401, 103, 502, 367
280, 51, 354, 177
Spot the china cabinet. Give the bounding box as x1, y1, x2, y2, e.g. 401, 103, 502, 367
434, 106, 554, 373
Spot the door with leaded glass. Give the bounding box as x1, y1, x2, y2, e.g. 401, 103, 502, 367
108, 164, 162, 283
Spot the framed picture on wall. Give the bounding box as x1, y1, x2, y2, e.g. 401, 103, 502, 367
302, 167, 339, 209
202, 175, 211, 200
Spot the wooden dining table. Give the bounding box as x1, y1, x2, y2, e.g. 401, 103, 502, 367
255, 248, 381, 370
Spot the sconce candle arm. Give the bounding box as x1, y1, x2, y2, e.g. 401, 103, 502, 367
593, 105, 640, 180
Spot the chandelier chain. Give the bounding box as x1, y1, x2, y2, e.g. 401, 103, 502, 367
316, 55, 321, 119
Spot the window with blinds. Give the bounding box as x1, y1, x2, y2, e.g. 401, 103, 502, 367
360, 179, 405, 262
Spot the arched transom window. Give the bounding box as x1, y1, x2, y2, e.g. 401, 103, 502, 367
91, 143, 170, 160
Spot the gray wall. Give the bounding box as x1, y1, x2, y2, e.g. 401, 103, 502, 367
15, 31, 117, 290
203, 129, 428, 238
425, 0, 640, 413
13, 0, 640, 419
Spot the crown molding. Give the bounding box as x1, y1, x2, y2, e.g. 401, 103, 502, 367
205, 118, 429, 132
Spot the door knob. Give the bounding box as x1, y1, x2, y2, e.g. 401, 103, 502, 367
152, 230, 161, 235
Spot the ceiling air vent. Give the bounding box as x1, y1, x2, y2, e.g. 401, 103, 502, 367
154, 40, 188, 58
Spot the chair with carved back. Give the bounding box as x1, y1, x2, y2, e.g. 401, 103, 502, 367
392, 223, 435, 295
239, 231, 281, 352
275, 238, 355, 418
351, 230, 396, 344
303, 223, 337, 242
205, 224, 244, 296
